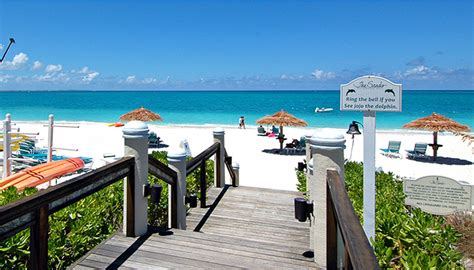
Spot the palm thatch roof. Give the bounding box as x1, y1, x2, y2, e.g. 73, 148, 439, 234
120, 107, 163, 122
256, 110, 307, 127
402, 112, 470, 133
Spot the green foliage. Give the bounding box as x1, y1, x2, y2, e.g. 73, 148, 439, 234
148, 150, 214, 227
0, 182, 123, 269
0, 187, 37, 269
295, 169, 306, 193
344, 162, 463, 269
0, 150, 216, 268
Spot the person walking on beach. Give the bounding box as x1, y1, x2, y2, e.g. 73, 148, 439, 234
239, 116, 246, 129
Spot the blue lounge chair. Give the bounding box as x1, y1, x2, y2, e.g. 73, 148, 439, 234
380, 141, 401, 157
148, 131, 161, 148
406, 143, 428, 159
272, 126, 279, 134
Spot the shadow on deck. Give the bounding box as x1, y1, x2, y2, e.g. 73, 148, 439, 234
71, 186, 319, 269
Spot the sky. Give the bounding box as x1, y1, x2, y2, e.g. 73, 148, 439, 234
0, 0, 472, 90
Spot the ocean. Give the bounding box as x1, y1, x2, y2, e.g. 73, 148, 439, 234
0, 90, 472, 130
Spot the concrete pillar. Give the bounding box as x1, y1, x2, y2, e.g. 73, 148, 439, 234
308, 130, 346, 267
123, 121, 149, 236
232, 162, 240, 187
167, 148, 187, 230
213, 128, 225, 187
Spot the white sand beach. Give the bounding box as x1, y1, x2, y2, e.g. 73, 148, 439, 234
5, 122, 473, 191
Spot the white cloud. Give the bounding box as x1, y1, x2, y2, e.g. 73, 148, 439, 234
143, 77, 157, 84
311, 69, 336, 80
125, 75, 136, 83
0, 52, 29, 70
404, 65, 433, 76
280, 74, 288, 80
45, 64, 63, 73
77, 66, 90, 74
0, 74, 14, 83
32, 61, 43, 70
12, 53, 28, 65
36, 72, 70, 82
0, 44, 3, 50
82, 71, 99, 82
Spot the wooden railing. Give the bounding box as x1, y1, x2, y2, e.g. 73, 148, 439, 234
148, 156, 178, 228
0, 140, 238, 269
0, 157, 135, 269
224, 149, 237, 186
186, 142, 236, 208
326, 169, 380, 270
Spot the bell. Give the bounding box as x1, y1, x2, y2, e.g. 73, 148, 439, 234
346, 121, 362, 135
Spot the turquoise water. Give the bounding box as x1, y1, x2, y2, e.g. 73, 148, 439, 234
0, 90, 472, 129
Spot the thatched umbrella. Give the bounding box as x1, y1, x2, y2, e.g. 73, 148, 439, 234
120, 107, 163, 122
402, 112, 470, 160
257, 110, 308, 149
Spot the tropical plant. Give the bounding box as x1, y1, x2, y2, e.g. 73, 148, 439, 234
297, 161, 465, 268
0, 150, 215, 269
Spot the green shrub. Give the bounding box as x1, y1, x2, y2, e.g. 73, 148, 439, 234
0, 182, 122, 269
147, 151, 214, 227
0, 150, 215, 269
296, 169, 306, 193
298, 161, 464, 268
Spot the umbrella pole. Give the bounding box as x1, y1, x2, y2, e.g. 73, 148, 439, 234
432, 131, 438, 161
280, 125, 284, 150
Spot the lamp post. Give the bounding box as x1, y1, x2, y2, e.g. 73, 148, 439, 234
0, 38, 15, 63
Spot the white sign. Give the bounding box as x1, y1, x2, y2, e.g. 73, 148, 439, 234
180, 139, 192, 157
404, 176, 473, 215
340, 75, 402, 112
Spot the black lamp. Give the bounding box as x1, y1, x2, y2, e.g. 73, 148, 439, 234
346, 121, 363, 138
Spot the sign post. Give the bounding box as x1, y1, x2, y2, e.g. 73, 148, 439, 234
340, 75, 402, 241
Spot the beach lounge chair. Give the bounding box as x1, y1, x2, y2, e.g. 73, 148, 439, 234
272, 126, 279, 134
406, 143, 428, 159
296, 136, 306, 153
380, 141, 401, 158
257, 126, 267, 136
148, 132, 161, 148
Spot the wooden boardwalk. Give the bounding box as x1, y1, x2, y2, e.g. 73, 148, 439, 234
72, 186, 319, 269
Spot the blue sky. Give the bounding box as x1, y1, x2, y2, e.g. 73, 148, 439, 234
0, 0, 472, 90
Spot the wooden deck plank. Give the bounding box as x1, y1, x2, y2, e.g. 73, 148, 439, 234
72, 186, 319, 269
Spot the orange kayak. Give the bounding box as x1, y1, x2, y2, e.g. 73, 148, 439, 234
0, 158, 84, 191
108, 122, 124, 127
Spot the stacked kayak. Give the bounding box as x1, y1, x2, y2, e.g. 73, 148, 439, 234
0, 158, 85, 191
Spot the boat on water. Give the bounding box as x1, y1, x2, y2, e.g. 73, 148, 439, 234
315, 107, 333, 113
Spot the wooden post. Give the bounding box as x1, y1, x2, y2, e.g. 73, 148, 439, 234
30, 205, 49, 270
232, 162, 239, 187
47, 114, 54, 163
2, 114, 12, 178
200, 161, 206, 208
167, 148, 187, 230
326, 190, 337, 269
213, 128, 225, 187
123, 121, 149, 236
125, 165, 135, 237
308, 131, 345, 267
